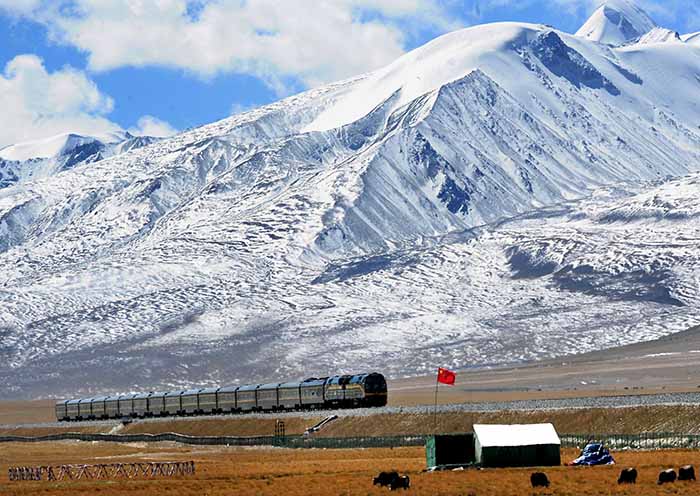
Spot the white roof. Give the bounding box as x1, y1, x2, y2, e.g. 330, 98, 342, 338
474, 424, 560, 447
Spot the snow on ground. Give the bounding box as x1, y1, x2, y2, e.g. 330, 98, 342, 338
1, 175, 698, 397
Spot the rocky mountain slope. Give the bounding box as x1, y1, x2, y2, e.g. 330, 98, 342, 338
0, 2, 699, 397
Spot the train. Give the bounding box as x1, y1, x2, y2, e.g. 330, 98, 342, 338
55, 372, 388, 421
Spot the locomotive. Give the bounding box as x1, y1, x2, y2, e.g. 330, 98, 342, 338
55, 372, 387, 421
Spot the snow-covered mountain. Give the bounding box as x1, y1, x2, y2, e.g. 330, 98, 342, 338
0, 132, 159, 189
576, 0, 657, 45
1, 2, 699, 397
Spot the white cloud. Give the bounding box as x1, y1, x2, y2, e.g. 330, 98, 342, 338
18, 0, 457, 89
0, 54, 121, 147
128, 115, 178, 138
0, 55, 178, 148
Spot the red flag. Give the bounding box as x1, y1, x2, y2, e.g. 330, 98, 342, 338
437, 367, 456, 385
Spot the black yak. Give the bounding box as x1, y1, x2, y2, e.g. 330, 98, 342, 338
373, 471, 399, 487
679, 465, 696, 481
390, 475, 410, 491
530, 472, 550, 488
618, 467, 637, 484
658, 469, 677, 484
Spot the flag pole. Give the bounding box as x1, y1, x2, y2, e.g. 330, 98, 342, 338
434, 368, 439, 434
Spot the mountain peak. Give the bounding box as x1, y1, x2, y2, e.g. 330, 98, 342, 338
576, 0, 657, 46
637, 27, 682, 45
0, 131, 131, 162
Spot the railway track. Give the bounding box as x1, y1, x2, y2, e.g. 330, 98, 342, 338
5, 391, 700, 431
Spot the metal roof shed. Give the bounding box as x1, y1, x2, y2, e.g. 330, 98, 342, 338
473, 424, 561, 468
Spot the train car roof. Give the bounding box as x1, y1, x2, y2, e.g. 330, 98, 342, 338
218, 385, 239, 393
90, 395, 110, 402
200, 387, 220, 394
164, 390, 185, 396
301, 378, 326, 387
77, 397, 94, 403
118, 393, 138, 400
182, 388, 203, 395
257, 383, 280, 390
237, 384, 258, 392
55, 399, 69, 406
133, 392, 152, 399
278, 382, 301, 389
66, 399, 82, 405
149, 391, 167, 397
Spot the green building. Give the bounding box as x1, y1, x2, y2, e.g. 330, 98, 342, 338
425, 433, 476, 468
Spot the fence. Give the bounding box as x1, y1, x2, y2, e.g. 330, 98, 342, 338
560, 433, 700, 451
8, 461, 195, 481
0, 432, 427, 449
3, 431, 700, 450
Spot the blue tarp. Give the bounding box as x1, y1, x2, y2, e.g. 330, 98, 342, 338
567, 443, 615, 466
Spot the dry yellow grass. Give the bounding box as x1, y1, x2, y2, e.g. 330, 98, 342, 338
120, 415, 323, 437
2, 443, 700, 495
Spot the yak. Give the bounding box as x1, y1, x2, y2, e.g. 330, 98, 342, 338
618, 467, 637, 484
679, 465, 696, 481
390, 475, 410, 491
658, 469, 677, 485
530, 472, 550, 488
373, 471, 399, 487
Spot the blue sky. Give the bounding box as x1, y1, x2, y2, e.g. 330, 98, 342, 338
0, 0, 697, 148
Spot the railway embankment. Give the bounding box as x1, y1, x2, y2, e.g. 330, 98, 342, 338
5, 400, 700, 440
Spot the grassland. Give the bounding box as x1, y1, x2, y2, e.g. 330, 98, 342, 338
3, 442, 700, 495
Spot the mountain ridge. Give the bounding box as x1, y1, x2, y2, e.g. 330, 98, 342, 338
0, 131, 160, 190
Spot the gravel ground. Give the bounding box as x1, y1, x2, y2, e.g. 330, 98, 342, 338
5, 392, 700, 431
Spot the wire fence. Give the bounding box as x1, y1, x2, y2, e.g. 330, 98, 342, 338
0, 432, 427, 449
560, 432, 700, 451
3, 432, 700, 450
